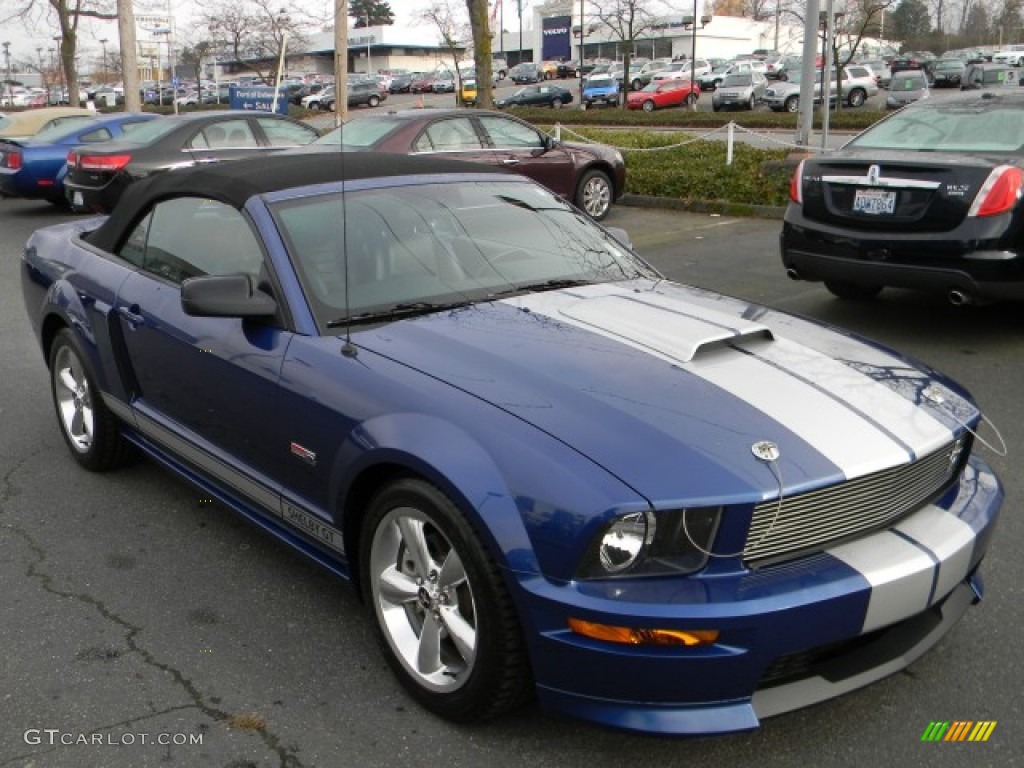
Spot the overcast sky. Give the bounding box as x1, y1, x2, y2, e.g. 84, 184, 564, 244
0, 0, 502, 68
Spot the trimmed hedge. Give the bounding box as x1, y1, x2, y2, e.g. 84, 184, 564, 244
547, 127, 795, 208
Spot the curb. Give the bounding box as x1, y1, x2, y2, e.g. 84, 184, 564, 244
620, 194, 786, 220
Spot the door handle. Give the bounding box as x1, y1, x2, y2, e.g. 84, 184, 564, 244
501, 158, 520, 166
118, 305, 145, 328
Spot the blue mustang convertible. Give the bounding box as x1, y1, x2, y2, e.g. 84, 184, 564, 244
21, 153, 1002, 734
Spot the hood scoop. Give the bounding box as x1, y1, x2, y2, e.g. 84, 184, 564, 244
557, 293, 774, 364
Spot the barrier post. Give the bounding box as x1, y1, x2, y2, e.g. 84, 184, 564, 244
726, 122, 735, 166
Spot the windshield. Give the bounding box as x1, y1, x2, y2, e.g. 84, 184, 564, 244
721, 74, 752, 87
846, 98, 1024, 153
314, 120, 403, 148
271, 180, 655, 330
892, 73, 927, 90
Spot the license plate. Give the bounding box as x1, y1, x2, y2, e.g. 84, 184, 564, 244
853, 188, 896, 215
73, 191, 84, 207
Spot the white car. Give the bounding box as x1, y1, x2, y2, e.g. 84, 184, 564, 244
991, 46, 1024, 66
657, 58, 712, 79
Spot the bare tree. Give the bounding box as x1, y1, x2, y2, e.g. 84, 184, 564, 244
5, 0, 117, 107
202, 0, 314, 84
587, 0, 673, 105
418, 2, 470, 103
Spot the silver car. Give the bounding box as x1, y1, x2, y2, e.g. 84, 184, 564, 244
711, 72, 767, 111
886, 70, 930, 109
763, 66, 877, 112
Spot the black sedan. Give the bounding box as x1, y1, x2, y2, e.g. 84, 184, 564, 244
926, 58, 966, 87
782, 90, 1024, 304
303, 108, 624, 220
63, 111, 320, 214
496, 84, 574, 109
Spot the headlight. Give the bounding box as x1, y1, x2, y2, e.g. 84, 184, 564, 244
577, 507, 722, 579
598, 511, 654, 573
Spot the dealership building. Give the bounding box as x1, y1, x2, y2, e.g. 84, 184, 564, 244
213, 2, 890, 82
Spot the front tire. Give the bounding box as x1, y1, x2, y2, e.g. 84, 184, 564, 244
824, 280, 883, 300
361, 478, 532, 722
784, 95, 799, 113
49, 329, 132, 471
642, 99, 655, 112
575, 168, 613, 220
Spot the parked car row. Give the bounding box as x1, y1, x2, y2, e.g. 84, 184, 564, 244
1, 104, 627, 222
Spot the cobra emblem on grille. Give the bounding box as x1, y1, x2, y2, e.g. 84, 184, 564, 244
866, 165, 881, 185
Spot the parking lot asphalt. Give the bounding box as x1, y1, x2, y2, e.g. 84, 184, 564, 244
1, 197, 1021, 767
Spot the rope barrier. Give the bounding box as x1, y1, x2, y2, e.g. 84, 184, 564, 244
551, 121, 831, 156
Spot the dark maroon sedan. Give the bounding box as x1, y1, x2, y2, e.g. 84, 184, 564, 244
303, 109, 625, 220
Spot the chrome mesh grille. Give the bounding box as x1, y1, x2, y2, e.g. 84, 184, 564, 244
744, 440, 963, 565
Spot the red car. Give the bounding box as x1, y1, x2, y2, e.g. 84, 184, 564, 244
626, 79, 699, 111
410, 75, 436, 94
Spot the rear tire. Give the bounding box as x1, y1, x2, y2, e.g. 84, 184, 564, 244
825, 281, 883, 300
368, 94, 380, 107
847, 88, 866, 107
685, 93, 698, 106
361, 478, 532, 723
551, 97, 564, 108
784, 95, 799, 113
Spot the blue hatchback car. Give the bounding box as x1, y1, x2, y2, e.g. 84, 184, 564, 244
0, 112, 159, 204
21, 152, 1002, 735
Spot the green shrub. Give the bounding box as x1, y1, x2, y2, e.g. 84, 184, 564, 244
547, 127, 794, 207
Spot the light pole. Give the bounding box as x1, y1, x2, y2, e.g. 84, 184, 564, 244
365, 14, 371, 74
578, 0, 584, 105
99, 38, 108, 85
518, 0, 523, 65
53, 36, 64, 103
2, 42, 11, 108
36, 46, 43, 91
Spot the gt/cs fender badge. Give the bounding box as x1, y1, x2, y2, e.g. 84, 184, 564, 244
290, 442, 317, 466
751, 441, 780, 462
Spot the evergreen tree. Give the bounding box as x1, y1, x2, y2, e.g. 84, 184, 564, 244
351, 0, 396, 26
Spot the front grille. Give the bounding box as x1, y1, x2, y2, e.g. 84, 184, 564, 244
744, 440, 964, 565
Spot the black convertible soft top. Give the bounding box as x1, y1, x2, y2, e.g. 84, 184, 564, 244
87, 151, 512, 253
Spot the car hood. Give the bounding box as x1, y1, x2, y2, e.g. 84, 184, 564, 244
358, 280, 973, 504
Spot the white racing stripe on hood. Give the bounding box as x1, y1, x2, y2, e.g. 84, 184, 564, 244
828, 505, 977, 633
504, 285, 951, 479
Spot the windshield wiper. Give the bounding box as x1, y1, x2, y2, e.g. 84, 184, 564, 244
489, 278, 595, 299
326, 301, 472, 328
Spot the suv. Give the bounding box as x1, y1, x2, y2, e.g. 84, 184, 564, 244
581, 73, 621, 108
322, 81, 387, 110
764, 66, 877, 111
991, 46, 1024, 66
961, 63, 1019, 90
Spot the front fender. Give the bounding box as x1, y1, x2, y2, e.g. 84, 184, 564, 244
332, 409, 648, 584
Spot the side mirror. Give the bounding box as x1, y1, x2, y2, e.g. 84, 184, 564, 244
181, 274, 277, 318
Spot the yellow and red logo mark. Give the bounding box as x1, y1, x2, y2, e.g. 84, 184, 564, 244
921, 721, 997, 742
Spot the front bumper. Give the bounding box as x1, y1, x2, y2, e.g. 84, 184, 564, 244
781, 206, 1024, 301
514, 456, 1001, 734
